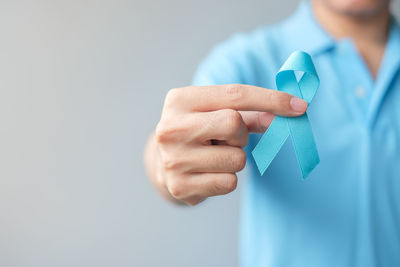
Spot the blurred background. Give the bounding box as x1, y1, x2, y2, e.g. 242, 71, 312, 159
0, 1, 399, 266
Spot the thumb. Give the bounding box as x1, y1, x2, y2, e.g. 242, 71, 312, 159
239, 111, 275, 133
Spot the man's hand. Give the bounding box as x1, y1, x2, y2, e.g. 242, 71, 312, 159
144, 84, 307, 205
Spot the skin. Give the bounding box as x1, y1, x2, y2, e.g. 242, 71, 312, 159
313, 0, 390, 78
144, 0, 391, 205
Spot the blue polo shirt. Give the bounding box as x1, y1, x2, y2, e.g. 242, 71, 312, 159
193, 2, 400, 267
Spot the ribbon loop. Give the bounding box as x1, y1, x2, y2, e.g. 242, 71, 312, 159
251, 51, 320, 179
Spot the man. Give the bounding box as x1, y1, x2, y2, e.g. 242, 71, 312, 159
144, 0, 400, 266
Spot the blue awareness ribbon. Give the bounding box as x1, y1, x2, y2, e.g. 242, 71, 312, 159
251, 51, 320, 179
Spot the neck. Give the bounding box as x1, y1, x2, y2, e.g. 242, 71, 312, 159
311, 0, 391, 78
312, 0, 391, 44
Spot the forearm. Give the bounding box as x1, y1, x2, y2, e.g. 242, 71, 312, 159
143, 132, 183, 205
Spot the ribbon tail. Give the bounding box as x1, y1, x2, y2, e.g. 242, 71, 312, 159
286, 113, 320, 179
251, 116, 290, 175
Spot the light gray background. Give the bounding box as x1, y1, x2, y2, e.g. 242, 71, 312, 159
1, 1, 399, 266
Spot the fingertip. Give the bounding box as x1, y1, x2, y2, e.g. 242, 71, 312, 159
289, 97, 308, 115
257, 112, 275, 132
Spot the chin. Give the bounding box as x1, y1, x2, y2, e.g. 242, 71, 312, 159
321, 0, 389, 16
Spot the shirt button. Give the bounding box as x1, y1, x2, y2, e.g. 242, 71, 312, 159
355, 86, 366, 99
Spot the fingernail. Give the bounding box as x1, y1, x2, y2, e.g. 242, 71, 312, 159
290, 97, 308, 113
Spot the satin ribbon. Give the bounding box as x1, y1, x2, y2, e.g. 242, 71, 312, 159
251, 51, 320, 179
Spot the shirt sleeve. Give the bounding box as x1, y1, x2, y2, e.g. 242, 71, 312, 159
192, 33, 256, 86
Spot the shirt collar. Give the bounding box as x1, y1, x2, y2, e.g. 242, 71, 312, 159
281, 1, 400, 63
281, 1, 334, 56
385, 16, 400, 69
367, 17, 400, 125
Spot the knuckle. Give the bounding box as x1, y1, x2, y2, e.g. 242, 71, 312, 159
167, 178, 185, 199
155, 121, 177, 144
165, 87, 184, 106
155, 119, 185, 144
224, 109, 242, 132
160, 152, 181, 171
215, 174, 238, 194
155, 122, 169, 143
270, 90, 288, 110
225, 84, 245, 105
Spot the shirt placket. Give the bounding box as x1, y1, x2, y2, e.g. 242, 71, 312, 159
332, 39, 374, 124
330, 38, 377, 267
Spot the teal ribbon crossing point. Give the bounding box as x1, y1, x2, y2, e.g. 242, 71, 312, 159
251, 51, 320, 179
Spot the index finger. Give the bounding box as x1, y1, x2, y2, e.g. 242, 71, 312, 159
170, 84, 308, 116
